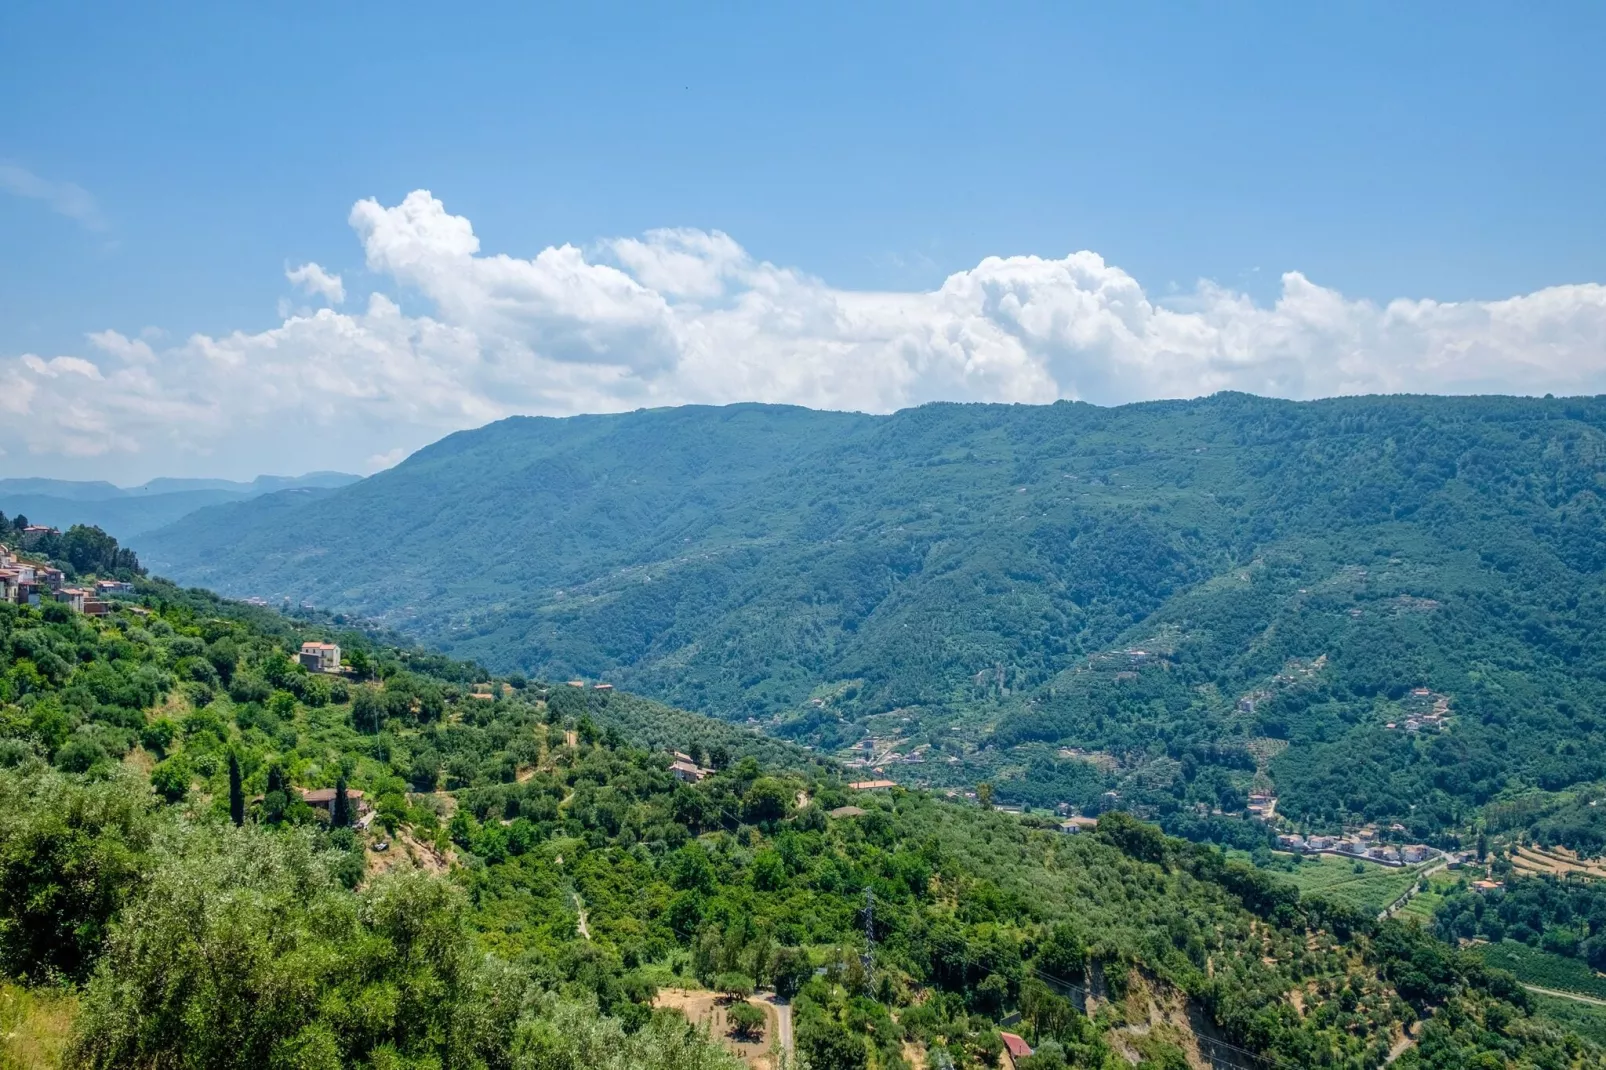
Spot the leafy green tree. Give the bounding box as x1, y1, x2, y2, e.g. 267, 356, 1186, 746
670, 844, 716, 893
742, 778, 791, 825
715, 972, 755, 1000
798, 1018, 868, 1070
149, 755, 191, 803
0, 765, 154, 981
771, 947, 812, 1000
351, 686, 383, 734
66, 828, 495, 1069
751, 849, 785, 892
726, 1001, 765, 1040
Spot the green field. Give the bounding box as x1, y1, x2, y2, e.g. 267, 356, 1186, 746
1531, 994, 1606, 1046
1395, 871, 1462, 923
1274, 854, 1421, 914
1473, 941, 1606, 1001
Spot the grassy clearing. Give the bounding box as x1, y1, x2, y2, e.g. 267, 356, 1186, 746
1275, 854, 1421, 914
0, 984, 76, 1070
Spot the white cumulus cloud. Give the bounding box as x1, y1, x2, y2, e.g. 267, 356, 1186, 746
4, 188, 1606, 480
285, 262, 345, 304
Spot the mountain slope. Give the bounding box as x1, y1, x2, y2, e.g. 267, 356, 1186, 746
133, 394, 1606, 843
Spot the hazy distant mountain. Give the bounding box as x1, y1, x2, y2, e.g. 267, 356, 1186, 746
0, 478, 127, 502
0, 471, 361, 539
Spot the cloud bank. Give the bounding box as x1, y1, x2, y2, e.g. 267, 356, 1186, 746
5, 189, 1606, 479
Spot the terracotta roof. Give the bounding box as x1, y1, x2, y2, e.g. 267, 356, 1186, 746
300, 787, 365, 804
999, 1032, 1033, 1058
848, 779, 898, 790
829, 805, 867, 818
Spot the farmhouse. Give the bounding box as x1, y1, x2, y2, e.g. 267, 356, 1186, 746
298, 641, 342, 673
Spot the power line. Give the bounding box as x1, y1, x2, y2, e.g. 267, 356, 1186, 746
862, 887, 875, 975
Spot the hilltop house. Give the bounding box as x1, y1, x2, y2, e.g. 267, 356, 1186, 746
300, 787, 367, 816
298, 641, 342, 673
1247, 793, 1277, 820
669, 760, 710, 783
1059, 816, 1098, 834
849, 779, 898, 791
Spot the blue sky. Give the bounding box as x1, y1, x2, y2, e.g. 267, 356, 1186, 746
3, 3, 1605, 481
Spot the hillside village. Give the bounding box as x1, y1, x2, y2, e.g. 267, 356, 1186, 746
0, 537, 133, 613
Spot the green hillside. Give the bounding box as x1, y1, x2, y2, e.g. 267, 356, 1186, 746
0, 574, 1596, 1067
132, 394, 1606, 849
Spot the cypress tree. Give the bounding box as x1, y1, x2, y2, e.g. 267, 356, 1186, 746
266, 763, 285, 796
228, 751, 245, 827
333, 776, 351, 828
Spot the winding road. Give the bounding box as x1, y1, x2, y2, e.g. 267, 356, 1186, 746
768, 997, 793, 1058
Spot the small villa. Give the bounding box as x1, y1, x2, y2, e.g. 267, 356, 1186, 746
670, 759, 711, 783
298, 641, 342, 673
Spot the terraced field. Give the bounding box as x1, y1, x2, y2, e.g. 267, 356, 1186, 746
1513, 844, 1606, 881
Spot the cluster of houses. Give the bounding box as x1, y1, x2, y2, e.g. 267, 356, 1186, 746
1277, 829, 1439, 867
0, 542, 132, 613
844, 736, 929, 770
1385, 688, 1452, 733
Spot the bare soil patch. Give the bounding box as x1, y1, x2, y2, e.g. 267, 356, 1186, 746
653, 988, 779, 1069
366, 826, 453, 880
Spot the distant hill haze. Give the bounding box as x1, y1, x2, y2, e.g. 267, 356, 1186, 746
131, 395, 1606, 833
0, 472, 360, 539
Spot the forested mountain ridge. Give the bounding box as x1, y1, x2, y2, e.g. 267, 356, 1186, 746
0, 574, 1597, 1068
133, 394, 1606, 848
